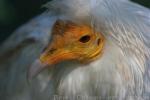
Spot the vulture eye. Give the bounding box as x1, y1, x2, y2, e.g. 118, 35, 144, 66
79, 35, 91, 43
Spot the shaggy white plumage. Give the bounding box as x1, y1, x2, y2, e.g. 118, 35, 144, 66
42, 0, 150, 99
0, 0, 149, 100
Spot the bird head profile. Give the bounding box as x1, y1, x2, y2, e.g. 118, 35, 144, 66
29, 19, 105, 78
0, 0, 150, 100
27, 0, 150, 99
41, 20, 105, 64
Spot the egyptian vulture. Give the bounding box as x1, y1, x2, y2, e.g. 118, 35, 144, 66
0, 0, 150, 100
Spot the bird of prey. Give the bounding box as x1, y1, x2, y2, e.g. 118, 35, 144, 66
0, 0, 150, 100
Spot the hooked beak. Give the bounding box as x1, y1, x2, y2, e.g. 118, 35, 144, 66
28, 48, 77, 80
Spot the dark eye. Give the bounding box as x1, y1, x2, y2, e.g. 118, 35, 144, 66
79, 35, 91, 43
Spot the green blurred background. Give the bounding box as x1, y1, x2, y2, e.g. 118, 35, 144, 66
0, 0, 150, 43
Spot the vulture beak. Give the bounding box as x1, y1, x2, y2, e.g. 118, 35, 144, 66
28, 48, 77, 80
28, 19, 105, 80
28, 59, 47, 80
28, 39, 82, 80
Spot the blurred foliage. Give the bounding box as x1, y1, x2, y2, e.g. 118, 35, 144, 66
132, 0, 150, 8
0, 0, 49, 43
0, 0, 149, 43
0, 0, 15, 25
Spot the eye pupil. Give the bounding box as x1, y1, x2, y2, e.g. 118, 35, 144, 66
79, 35, 91, 43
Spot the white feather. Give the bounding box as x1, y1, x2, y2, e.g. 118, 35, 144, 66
0, 0, 149, 100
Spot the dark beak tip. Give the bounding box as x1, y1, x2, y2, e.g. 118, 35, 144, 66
27, 59, 46, 82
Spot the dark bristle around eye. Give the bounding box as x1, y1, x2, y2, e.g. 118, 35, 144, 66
79, 35, 91, 43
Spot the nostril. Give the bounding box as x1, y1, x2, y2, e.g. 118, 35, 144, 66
42, 47, 47, 53
48, 48, 57, 54
97, 38, 101, 45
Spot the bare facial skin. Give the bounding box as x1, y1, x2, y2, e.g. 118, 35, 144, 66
28, 19, 105, 79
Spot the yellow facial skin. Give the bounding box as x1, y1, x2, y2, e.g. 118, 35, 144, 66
28, 20, 105, 80
28, 19, 105, 79
40, 19, 105, 65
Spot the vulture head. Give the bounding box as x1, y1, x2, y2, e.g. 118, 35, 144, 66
27, 0, 150, 100
40, 20, 105, 63
29, 19, 105, 78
